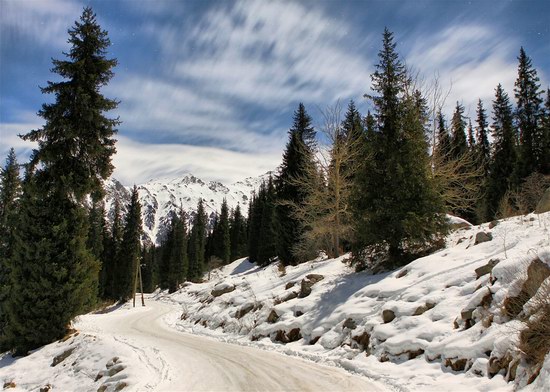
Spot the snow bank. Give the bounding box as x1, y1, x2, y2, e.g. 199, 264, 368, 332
165, 212, 550, 391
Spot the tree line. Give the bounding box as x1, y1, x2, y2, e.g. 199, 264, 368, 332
0, 8, 548, 356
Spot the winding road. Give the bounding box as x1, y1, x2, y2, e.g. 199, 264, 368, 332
78, 298, 388, 391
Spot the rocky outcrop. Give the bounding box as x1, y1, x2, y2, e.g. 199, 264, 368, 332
382, 309, 395, 323
475, 259, 500, 279
211, 284, 235, 297
474, 232, 493, 245
299, 274, 324, 298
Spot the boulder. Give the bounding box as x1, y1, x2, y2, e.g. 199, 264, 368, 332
351, 332, 370, 350
285, 281, 296, 290
475, 259, 500, 279
474, 232, 493, 245
39, 385, 52, 392
235, 303, 254, 319
211, 284, 235, 297
343, 318, 357, 330
535, 187, 550, 213
413, 302, 436, 316
51, 347, 76, 367
267, 310, 279, 323
445, 358, 468, 371
382, 309, 395, 323
488, 220, 499, 229
276, 291, 298, 304
299, 274, 324, 298
287, 328, 302, 342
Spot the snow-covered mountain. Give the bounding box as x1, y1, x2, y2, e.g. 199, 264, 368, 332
104, 172, 271, 245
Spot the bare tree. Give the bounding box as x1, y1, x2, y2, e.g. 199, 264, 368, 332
289, 102, 366, 259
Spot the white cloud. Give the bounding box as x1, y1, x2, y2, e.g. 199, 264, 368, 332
0, 0, 82, 48
112, 135, 282, 185
407, 24, 519, 117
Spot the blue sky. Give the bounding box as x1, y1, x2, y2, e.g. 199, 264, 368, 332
1, 0, 549, 185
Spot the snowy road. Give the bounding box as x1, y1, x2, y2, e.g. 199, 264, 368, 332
77, 298, 388, 391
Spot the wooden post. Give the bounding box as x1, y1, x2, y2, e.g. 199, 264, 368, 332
138, 260, 145, 306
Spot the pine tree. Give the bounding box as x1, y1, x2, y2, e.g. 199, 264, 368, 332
450, 102, 468, 158
230, 204, 247, 261
476, 99, 491, 176
117, 186, 142, 302
514, 47, 544, 179
434, 111, 451, 162
0, 149, 21, 350
486, 84, 518, 219
187, 199, 206, 281
167, 208, 188, 293
103, 197, 123, 299
209, 199, 230, 264
352, 28, 445, 266
20, 7, 118, 203
6, 174, 99, 354
256, 178, 280, 266
247, 191, 262, 263
88, 202, 107, 297
6, 7, 117, 353
542, 89, 550, 174
276, 103, 316, 265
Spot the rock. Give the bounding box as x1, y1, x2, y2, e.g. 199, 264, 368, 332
287, 328, 302, 342
267, 310, 279, 323
461, 309, 474, 329
413, 302, 436, 316
488, 220, 499, 229
396, 269, 408, 278
107, 364, 125, 377
309, 336, 321, 345
114, 382, 128, 391
475, 259, 500, 279
406, 349, 425, 360
535, 187, 550, 213
3, 382, 16, 389
106, 357, 120, 368
351, 332, 370, 350
274, 330, 288, 343
97, 386, 108, 392
445, 358, 468, 371
211, 284, 235, 297
285, 281, 296, 290
474, 232, 493, 245
275, 291, 298, 304
343, 318, 357, 330
295, 310, 304, 317
51, 347, 76, 367
299, 274, 324, 298
382, 309, 395, 323
40, 385, 52, 392
235, 303, 254, 319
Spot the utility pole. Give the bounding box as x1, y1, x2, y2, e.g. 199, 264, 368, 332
138, 259, 145, 306
133, 257, 146, 307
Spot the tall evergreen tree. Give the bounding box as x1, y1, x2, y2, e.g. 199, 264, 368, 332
6, 7, 117, 353
476, 99, 491, 176
247, 191, 262, 263
88, 202, 107, 297
229, 204, 248, 261
276, 103, 316, 265
211, 199, 230, 263
352, 28, 445, 266
450, 102, 468, 158
486, 84, 518, 219
103, 197, 123, 299
0, 149, 21, 350
542, 89, 550, 174
188, 199, 207, 281
467, 120, 476, 148
514, 47, 544, 178
117, 186, 142, 301
256, 178, 280, 266
434, 111, 451, 162
167, 208, 188, 293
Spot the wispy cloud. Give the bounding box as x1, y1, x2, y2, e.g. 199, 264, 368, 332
112, 135, 282, 185
0, 0, 82, 48
406, 24, 520, 117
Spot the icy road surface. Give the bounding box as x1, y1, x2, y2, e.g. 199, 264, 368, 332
77, 298, 388, 391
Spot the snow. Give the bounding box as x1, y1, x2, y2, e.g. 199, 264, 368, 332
164, 212, 550, 391
2, 212, 550, 391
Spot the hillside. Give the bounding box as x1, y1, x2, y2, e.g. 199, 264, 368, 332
104, 173, 269, 245
162, 212, 550, 391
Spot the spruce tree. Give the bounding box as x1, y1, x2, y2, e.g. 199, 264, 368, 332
276, 103, 316, 265
187, 199, 207, 281
542, 89, 550, 174
247, 191, 262, 263
514, 47, 544, 179
0, 149, 21, 350
88, 202, 107, 297
117, 186, 142, 301
434, 111, 451, 162
6, 7, 117, 353
352, 28, 445, 266
467, 120, 476, 148
450, 102, 468, 158
230, 204, 247, 261
475, 99, 491, 176
166, 208, 188, 293
256, 178, 280, 266
486, 84, 518, 219
103, 197, 123, 299
217, 199, 231, 263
